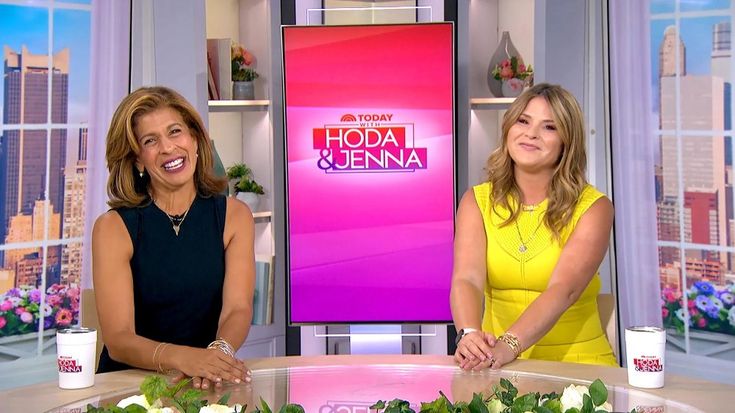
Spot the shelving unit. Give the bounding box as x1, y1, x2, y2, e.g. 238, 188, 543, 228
208, 99, 270, 112
469, 97, 514, 110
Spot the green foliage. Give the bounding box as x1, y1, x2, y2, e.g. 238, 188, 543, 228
227, 162, 265, 194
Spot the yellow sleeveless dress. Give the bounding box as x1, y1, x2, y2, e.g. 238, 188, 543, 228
473, 182, 617, 366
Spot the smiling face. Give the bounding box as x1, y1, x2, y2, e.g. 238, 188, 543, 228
134, 106, 198, 195
506, 96, 563, 175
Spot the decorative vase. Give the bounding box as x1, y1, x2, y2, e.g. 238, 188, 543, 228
236, 192, 260, 212
501, 78, 525, 98
487, 31, 524, 97
232, 81, 254, 100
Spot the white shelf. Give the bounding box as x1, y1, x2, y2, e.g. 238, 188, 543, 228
208, 100, 270, 112
470, 97, 515, 110
253, 211, 272, 222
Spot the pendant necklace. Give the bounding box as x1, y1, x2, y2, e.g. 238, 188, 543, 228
155, 199, 192, 236
165, 208, 190, 236
514, 211, 544, 253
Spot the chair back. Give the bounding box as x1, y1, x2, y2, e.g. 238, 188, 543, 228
597, 293, 618, 360
81, 289, 103, 371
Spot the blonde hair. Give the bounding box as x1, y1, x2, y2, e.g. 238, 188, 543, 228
485, 83, 587, 241
105, 86, 227, 208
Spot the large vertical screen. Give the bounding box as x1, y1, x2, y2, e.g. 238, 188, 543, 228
284, 23, 455, 324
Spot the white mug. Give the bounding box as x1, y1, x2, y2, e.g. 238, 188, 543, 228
624, 326, 666, 389
57, 327, 97, 389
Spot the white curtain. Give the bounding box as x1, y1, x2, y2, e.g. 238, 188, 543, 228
81, 0, 131, 290
609, 0, 663, 351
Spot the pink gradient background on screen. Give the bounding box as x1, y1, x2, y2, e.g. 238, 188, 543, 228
284, 23, 454, 323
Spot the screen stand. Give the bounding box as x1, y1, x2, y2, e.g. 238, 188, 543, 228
349, 325, 402, 354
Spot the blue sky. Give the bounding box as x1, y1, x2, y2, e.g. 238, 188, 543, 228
0, 3, 91, 124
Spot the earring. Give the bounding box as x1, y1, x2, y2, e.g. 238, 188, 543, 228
139, 170, 144, 178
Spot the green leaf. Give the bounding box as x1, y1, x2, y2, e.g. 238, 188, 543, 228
165, 377, 192, 399
217, 392, 232, 406
511, 392, 539, 413
278, 404, 306, 413
140, 375, 168, 404
563, 408, 580, 413
588, 379, 607, 407
419, 395, 450, 413
468, 393, 489, 413
541, 398, 562, 413
372, 400, 387, 410
533, 406, 554, 413
260, 396, 274, 413
179, 388, 203, 406
579, 394, 594, 413
123, 405, 147, 413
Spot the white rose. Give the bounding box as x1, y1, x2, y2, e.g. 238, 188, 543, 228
560, 384, 589, 411
116, 394, 150, 410
199, 404, 236, 413
598, 401, 613, 412
148, 408, 175, 413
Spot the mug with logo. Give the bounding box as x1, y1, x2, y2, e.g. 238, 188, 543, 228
57, 327, 97, 389
624, 326, 666, 388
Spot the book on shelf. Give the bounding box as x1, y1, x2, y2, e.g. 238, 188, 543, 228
206, 38, 232, 100
207, 52, 219, 100
252, 255, 274, 326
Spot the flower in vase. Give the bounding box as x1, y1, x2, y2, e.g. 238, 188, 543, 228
55, 308, 73, 326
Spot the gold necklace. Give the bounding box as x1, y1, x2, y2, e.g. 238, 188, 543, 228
164, 208, 190, 236
514, 213, 544, 253
155, 199, 193, 236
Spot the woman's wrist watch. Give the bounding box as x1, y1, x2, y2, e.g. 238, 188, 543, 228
454, 327, 478, 346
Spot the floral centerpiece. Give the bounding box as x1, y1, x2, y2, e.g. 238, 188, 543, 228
231, 43, 259, 83
662, 280, 735, 335
0, 284, 79, 337
87, 375, 620, 413
491, 57, 533, 97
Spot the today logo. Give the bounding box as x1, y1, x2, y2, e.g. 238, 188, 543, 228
57, 356, 83, 373
313, 113, 427, 173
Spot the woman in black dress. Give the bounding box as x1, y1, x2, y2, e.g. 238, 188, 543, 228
93, 86, 255, 390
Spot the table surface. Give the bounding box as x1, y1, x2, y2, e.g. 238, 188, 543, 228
2, 355, 734, 412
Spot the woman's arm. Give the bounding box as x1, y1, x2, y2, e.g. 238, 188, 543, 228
450, 189, 496, 369
491, 196, 614, 368
215, 197, 256, 351
92, 211, 162, 369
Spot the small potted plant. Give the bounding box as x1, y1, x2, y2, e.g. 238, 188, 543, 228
231, 42, 260, 100
226, 163, 265, 212
491, 56, 534, 97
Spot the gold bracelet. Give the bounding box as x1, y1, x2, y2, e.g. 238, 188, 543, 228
498, 332, 521, 358
152, 342, 167, 369
155, 343, 171, 374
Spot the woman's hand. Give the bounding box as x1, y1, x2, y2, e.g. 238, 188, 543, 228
454, 331, 497, 370
169, 347, 250, 389
486, 339, 517, 370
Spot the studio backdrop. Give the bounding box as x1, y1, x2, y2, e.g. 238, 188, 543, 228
283, 22, 455, 324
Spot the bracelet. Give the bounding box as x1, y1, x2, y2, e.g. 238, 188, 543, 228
498, 331, 522, 358
152, 342, 167, 369
154, 343, 171, 373
207, 338, 235, 357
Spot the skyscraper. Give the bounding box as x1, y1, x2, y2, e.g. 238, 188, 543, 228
61, 128, 87, 286
0, 46, 68, 249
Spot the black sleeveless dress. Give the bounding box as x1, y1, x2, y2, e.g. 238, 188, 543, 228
97, 195, 227, 373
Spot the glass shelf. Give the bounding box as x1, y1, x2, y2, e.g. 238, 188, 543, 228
253, 211, 272, 222
208, 100, 270, 112
470, 97, 515, 110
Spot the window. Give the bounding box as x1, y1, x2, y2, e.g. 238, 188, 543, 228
650, 0, 735, 361
0, 0, 91, 360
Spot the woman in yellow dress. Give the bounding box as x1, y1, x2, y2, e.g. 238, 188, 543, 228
450, 83, 616, 370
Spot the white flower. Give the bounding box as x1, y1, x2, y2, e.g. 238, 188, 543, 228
487, 399, 506, 413
116, 394, 150, 410
560, 384, 589, 411
728, 306, 735, 327
148, 408, 175, 413
199, 404, 238, 413
599, 401, 613, 412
